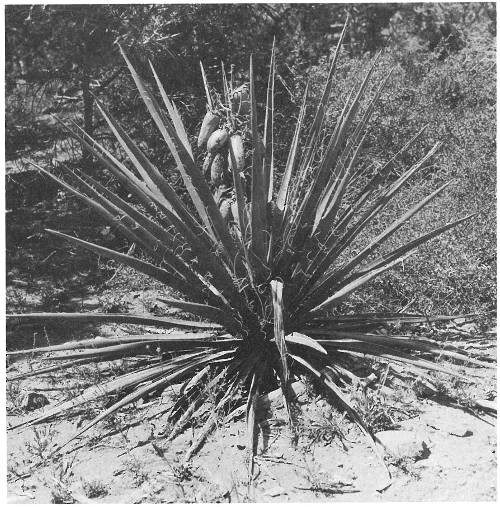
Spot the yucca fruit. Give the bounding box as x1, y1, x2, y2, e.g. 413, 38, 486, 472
210, 152, 227, 187
7, 21, 492, 490
197, 110, 219, 148
219, 197, 233, 224
228, 134, 245, 173
206, 127, 229, 153
202, 152, 214, 179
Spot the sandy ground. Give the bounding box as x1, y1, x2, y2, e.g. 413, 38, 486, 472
6, 331, 497, 504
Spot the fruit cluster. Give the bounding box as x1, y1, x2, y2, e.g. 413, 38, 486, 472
197, 84, 249, 223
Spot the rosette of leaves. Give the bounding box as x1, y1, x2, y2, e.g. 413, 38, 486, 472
7, 22, 493, 487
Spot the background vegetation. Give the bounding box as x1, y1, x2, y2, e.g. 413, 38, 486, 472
5, 3, 496, 331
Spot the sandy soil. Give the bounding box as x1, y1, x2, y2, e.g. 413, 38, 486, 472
6, 329, 497, 504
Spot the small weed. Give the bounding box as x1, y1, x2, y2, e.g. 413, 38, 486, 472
387, 455, 422, 480
54, 457, 76, 482
50, 484, 76, 504
352, 390, 397, 433
123, 455, 149, 486
98, 292, 129, 314
6, 287, 28, 311
171, 461, 195, 483
47, 457, 76, 504
228, 473, 256, 503
301, 457, 357, 496
81, 479, 109, 498
6, 381, 23, 413
25, 425, 57, 461
414, 371, 477, 408
7, 454, 32, 481
140, 293, 163, 314
298, 406, 350, 450
39, 284, 67, 311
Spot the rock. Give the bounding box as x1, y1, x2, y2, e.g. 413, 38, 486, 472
427, 419, 473, 437
20, 391, 50, 411
263, 486, 287, 497
375, 430, 429, 460
450, 429, 473, 438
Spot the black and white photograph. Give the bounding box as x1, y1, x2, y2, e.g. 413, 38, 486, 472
5, 2, 497, 503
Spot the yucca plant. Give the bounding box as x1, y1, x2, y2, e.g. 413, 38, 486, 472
7, 23, 493, 488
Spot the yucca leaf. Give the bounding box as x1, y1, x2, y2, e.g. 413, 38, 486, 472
291, 55, 381, 253
7, 312, 222, 330
298, 18, 348, 167
313, 63, 392, 231
290, 353, 392, 490
271, 280, 294, 427
332, 68, 394, 188
276, 80, 309, 213
312, 131, 368, 233
88, 107, 244, 297
285, 332, 328, 356
28, 336, 239, 362
94, 99, 196, 220
45, 216, 241, 323
199, 61, 214, 110
320, 340, 472, 377
311, 252, 412, 312
332, 125, 429, 238
157, 297, 242, 334
37, 164, 209, 297
249, 54, 268, 266
94, 99, 167, 197
309, 312, 476, 327
291, 132, 369, 302
167, 368, 226, 441
167, 394, 205, 442
7, 332, 219, 356
121, 49, 238, 261
263, 39, 276, 202
149, 62, 193, 157
305, 144, 443, 309
317, 332, 494, 368
8, 350, 212, 431
348, 214, 476, 282
32, 164, 144, 248
182, 365, 211, 394
66, 168, 180, 252
45, 229, 204, 300
185, 374, 240, 461
37, 341, 165, 361
54, 116, 150, 194
318, 180, 453, 293
227, 140, 254, 285
7, 359, 92, 382
57, 167, 191, 272
56, 349, 234, 453
61, 117, 227, 270
157, 297, 224, 321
